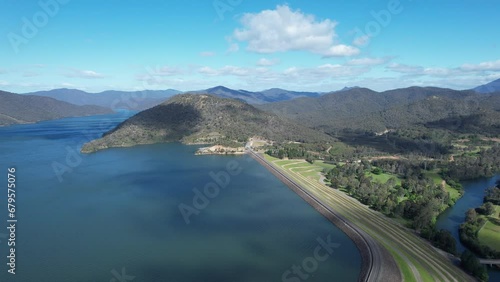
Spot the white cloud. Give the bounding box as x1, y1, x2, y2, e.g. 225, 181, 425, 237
353, 35, 370, 46
257, 58, 279, 66
197, 63, 370, 88
233, 5, 359, 57
227, 43, 239, 53
135, 66, 185, 87
386, 63, 424, 74
200, 51, 216, 57
60, 82, 76, 88
198, 66, 219, 76
387, 60, 500, 78
198, 65, 257, 76
220, 65, 252, 76
422, 67, 453, 76
23, 71, 41, 77
347, 57, 390, 66
284, 64, 370, 79
64, 69, 106, 79
460, 59, 500, 72
146, 66, 183, 77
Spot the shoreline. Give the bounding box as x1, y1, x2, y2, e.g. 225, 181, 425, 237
247, 150, 401, 282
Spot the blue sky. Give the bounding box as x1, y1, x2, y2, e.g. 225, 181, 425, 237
1, 0, 499, 93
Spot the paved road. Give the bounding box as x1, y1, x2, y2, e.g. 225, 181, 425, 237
248, 150, 400, 282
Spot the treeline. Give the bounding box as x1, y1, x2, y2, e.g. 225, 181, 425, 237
444, 145, 500, 180
265, 143, 327, 162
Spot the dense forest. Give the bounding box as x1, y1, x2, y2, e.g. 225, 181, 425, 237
444, 145, 500, 180
322, 159, 459, 252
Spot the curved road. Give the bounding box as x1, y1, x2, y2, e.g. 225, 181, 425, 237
248, 150, 401, 282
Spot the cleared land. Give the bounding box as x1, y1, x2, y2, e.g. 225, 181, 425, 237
263, 154, 474, 282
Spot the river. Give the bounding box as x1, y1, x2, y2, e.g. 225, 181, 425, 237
436, 174, 500, 281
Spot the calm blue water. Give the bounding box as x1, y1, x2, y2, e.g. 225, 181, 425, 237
0, 113, 361, 282
436, 175, 500, 281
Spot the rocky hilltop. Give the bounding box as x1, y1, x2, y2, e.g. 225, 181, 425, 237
81, 94, 333, 153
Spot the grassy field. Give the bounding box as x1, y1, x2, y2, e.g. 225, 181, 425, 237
365, 170, 402, 185
478, 205, 500, 252
263, 154, 473, 282
264, 156, 329, 182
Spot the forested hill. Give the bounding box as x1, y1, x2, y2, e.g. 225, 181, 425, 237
81, 94, 334, 153
0, 90, 113, 126
258, 87, 500, 134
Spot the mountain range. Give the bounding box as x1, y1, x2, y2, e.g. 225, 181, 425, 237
28, 86, 323, 108
259, 86, 500, 134
198, 86, 323, 104
26, 88, 182, 110
2, 78, 499, 137
0, 90, 112, 126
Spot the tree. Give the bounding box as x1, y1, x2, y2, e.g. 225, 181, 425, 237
465, 208, 477, 223
484, 186, 500, 205
478, 202, 496, 216
305, 156, 315, 164
371, 167, 383, 175
432, 230, 457, 255
460, 250, 489, 282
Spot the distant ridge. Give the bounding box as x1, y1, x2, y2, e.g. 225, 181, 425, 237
27, 86, 323, 108
0, 90, 113, 126
198, 86, 322, 104
27, 88, 182, 110
474, 78, 500, 94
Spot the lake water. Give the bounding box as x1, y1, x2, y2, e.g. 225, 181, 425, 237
0, 113, 361, 282
436, 175, 500, 281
